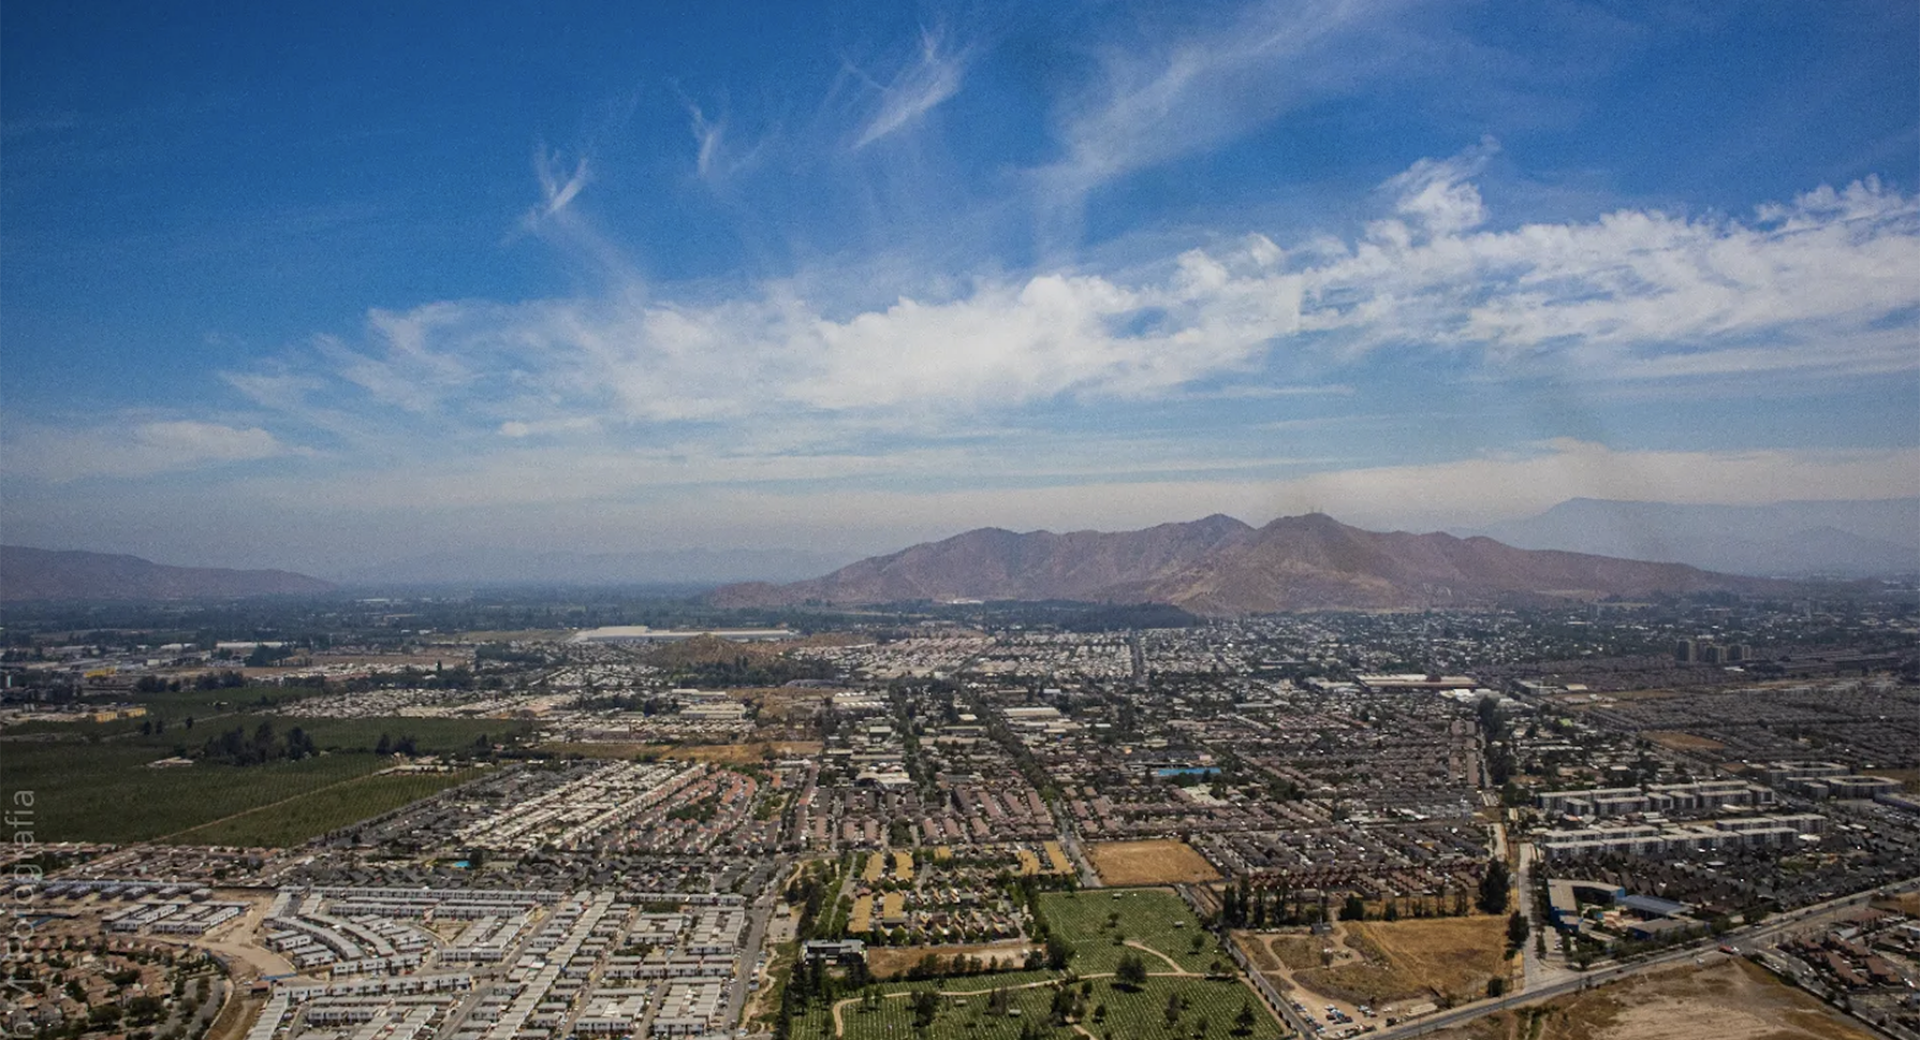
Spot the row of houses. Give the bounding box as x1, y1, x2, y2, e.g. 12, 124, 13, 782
1536, 813, 1828, 861
1534, 780, 1774, 818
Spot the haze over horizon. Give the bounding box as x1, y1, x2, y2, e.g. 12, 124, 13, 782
4, 2, 1917, 575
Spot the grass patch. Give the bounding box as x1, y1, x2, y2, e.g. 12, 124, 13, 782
2, 741, 384, 842
799, 973, 1281, 1040
169, 767, 484, 846
1038, 888, 1221, 975
2, 709, 529, 842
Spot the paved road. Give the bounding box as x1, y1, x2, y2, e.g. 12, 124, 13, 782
1055, 817, 1103, 889
725, 855, 791, 1031
1511, 842, 1578, 995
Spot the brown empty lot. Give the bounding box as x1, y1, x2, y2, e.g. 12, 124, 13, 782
866, 941, 1036, 979
1642, 730, 1727, 752
1257, 916, 1509, 1008
1428, 958, 1872, 1040
1085, 839, 1221, 885
667, 740, 825, 764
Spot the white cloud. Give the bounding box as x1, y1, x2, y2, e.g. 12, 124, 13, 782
3, 419, 287, 481
1380, 135, 1497, 237
237, 162, 1915, 448
1040, 0, 1412, 205
852, 28, 968, 149
687, 101, 724, 179
531, 146, 590, 221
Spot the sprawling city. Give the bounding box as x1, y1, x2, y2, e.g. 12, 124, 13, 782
4, 3, 1917, 1040
2, 582, 1917, 1040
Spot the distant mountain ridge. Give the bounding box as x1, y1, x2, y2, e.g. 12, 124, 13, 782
1467, 498, 1920, 577
710, 512, 1789, 614
331, 546, 858, 587
0, 546, 334, 602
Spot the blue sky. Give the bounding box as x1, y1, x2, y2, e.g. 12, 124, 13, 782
3, 0, 1917, 572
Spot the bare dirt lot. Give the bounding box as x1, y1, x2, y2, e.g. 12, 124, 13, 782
1246, 916, 1511, 1019
537, 739, 824, 763
1085, 839, 1221, 885
1642, 730, 1728, 752
666, 740, 825, 764
1874, 891, 1920, 917
1428, 958, 1873, 1040
866, 941, 1037, 979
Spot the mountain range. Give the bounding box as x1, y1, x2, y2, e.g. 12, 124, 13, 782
0, 546, 335, 602
327, 546, 856, 587
711, 512, 1791, 614
1466, 497, 1919, 577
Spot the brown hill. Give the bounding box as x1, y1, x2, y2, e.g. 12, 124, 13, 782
709, 513, 1789, 614
0, 546, 335, 602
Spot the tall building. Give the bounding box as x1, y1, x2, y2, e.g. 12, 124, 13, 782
1674, 639, 1697, 664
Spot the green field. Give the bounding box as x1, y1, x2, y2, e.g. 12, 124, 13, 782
806, 974, 1279, 1040
789, 889, 1284, 1040
170, 767, 485, 846
0, 701, 529, 842
1039, 888, 1223, 974
1, 740, 385, 842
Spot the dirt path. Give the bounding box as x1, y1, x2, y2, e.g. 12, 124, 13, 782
1123, 940, 1198, 975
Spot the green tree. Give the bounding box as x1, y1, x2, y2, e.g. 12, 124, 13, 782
1507, 910, 1529, 948
1478, 859, 1511, 915
1234, 1000, 1257, 1035
1115, 952, 1149, 990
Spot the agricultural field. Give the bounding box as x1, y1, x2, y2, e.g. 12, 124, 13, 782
1, 739, 382, 842
1425, 958, 1873, 1040
0, 683, 319, 737
1038, 888, 1224, 975
212, 713, 527, 753
1085, 839, 1222, 885
169, 766, 485, 846
0, 703, 527, 842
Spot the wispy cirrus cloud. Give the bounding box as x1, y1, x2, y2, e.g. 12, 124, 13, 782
1038, 0, 1416, 209
529, 146, 590, 222
851, 27, 969, 149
